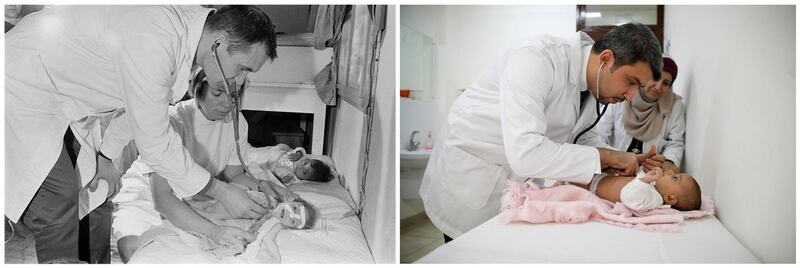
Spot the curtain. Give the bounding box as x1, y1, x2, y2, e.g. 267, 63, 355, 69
312, 5, 351, 106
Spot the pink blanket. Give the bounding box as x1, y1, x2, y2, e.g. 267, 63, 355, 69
498, 180, 715, 232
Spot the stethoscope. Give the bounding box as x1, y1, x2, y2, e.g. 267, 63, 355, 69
573, 61, 617, 144
210, 41, 265, 193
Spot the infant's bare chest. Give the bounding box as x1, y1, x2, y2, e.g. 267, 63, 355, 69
595, 176, 635, 203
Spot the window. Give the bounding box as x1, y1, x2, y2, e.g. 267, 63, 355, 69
336, 5, 386, 111
576, 5, 664, 47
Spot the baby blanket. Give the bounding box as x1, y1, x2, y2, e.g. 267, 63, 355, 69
498, 179, 714, 232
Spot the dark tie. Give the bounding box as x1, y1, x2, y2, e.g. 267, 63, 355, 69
627, 138, 643, 154
579, 90, 590, 114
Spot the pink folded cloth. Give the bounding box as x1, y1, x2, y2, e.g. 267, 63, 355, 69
498, 179, 715, 232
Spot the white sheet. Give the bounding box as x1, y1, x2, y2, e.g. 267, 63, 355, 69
129, 218, 282, 264
276, 182, 374, 263
126, 179, 373, 263
120, 145, 373, 263
418, 215, 759, 263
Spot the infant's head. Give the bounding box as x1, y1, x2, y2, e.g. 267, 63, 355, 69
293, 158, 332, 182
272, 199, 317, 229
654, 169, 702, 211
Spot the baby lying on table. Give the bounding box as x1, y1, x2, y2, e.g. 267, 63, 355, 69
573, 167, 702, 212
263, 144, 333, 184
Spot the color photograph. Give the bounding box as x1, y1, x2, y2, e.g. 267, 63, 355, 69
400, 4, 794, 263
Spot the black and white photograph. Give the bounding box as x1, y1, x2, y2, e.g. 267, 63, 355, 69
5, 4, 396, 264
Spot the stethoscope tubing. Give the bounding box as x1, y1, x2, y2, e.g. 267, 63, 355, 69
211, 42, 264, 194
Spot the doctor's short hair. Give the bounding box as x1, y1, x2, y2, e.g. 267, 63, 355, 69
206, 5, 278, 61
591, 22, 663, 81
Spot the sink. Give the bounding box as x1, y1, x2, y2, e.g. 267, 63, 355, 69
400, 149, 432, 160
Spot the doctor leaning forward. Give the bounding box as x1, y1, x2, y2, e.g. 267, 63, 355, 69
6, 5, 276, 263
420, 22, 664, 239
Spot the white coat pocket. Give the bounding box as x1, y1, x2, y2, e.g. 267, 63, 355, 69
443, 146, 504, 209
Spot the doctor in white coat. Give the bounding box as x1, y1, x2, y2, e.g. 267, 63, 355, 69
596, 56, 685, 173
420, 23, 664, 240
5, 5, 276, 263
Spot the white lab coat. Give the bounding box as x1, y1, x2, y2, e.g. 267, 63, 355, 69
5, 5, 213, 222
595, 98, 686, 167
420, 32, 611, 237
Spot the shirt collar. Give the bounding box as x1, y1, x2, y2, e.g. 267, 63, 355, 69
579, 44, 592, 93
181, 5, 214, 73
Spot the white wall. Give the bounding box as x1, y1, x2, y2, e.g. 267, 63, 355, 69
401, 5, 576, 135
331, 101, 364, 203
664, 6, 795, 263
360, 5, 396, 263
400, 25, 434, 100
249, 46, 331, 84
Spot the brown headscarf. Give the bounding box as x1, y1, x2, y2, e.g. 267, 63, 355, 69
623, 56, 681, 141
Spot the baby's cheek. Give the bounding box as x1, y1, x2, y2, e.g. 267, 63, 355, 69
294, 170, 306, 180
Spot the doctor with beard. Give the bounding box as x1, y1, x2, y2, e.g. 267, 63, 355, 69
420, 23, 664, 241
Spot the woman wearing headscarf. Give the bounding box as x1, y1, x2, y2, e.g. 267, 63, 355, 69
595, 56, 685, 173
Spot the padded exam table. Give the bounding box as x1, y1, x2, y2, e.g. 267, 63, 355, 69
417, 215, 759, 263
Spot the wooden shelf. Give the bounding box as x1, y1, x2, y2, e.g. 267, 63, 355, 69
276, 33, 315, 47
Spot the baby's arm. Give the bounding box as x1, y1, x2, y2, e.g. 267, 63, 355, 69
272, 166, 296, 184
294, 147, 307, 155
284, 147, 307, 162
619, 170, 664, 212
273, 143, 293, 152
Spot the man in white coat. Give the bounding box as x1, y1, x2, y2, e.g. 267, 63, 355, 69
596, 56, 685, 173
5, 6, 276, 263
420, 23, 664, 240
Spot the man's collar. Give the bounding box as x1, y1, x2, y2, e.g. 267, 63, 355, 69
579, 45, 592, 93
182, 6, 214, 71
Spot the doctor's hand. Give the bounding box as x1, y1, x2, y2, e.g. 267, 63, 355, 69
209, 224, 255, 250
598, 148, 638, 176
636, 145, 664, 172
642, 154, 666, 173
635, 145, 657, 165
208, 179, 267, 219
89, 153, 122, 200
